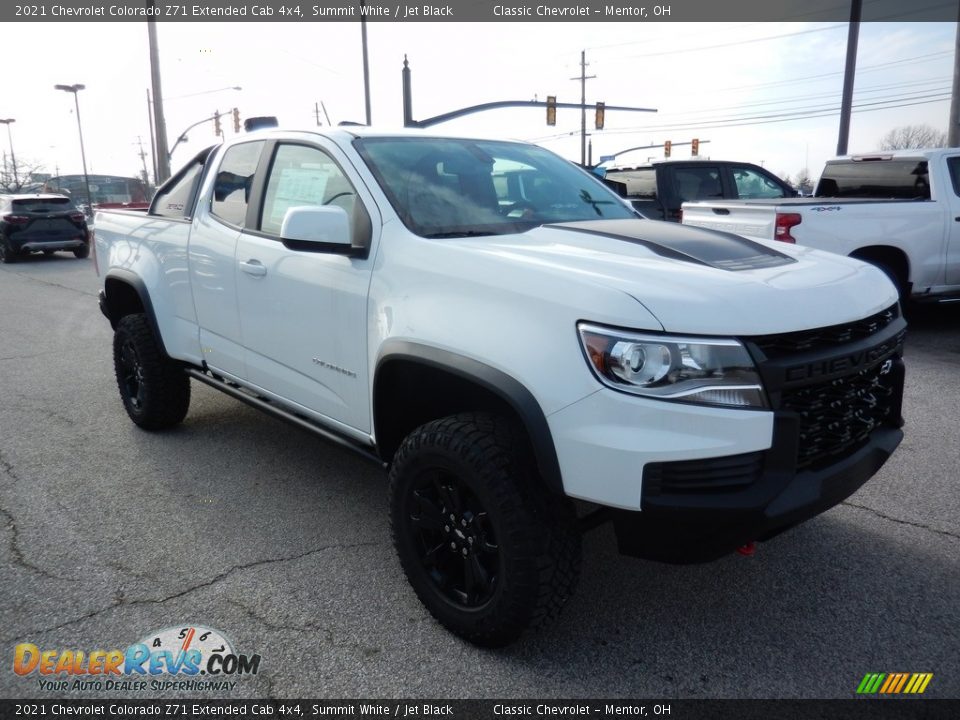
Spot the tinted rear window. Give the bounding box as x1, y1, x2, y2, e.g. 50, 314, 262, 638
817, 160, 930, 199
603, 168, 657, 199
12, 198, 74, 212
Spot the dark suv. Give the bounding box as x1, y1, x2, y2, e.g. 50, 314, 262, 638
0, 194, 90, 264
598, 160, 796, 221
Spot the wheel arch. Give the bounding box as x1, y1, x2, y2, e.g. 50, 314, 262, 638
849, 245, 911, 296
101, 270, 168, 356
373, 342, 564, 496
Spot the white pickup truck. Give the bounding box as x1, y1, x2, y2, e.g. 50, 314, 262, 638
681, 148, 960, 302
94, 127, 906, 646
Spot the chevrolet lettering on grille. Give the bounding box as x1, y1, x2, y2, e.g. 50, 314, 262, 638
784, 340, 900, 383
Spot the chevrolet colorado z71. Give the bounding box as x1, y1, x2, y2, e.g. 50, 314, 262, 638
95, 128, 906, 646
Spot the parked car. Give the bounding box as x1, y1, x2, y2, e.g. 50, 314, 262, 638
0, 193, 90, 263
598, 160, 796, 221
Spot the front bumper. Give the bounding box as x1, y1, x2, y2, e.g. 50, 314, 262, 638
611, 418, 902, 563
551, 307, 906, 563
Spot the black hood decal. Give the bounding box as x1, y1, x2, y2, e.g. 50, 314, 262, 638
546, 219, 797, 271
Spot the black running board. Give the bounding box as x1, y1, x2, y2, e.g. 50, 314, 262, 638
185, 368, 386, 468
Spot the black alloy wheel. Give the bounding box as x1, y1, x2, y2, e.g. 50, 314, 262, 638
407, 469, 500, 610
389, 413, 581, 647
117, 336, 147, 413
112, 313, 190, 429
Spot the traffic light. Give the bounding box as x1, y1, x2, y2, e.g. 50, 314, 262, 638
232, 108, 241, 133
664, 140, 672, 158
546, 95, 557, 126
691, 138, 699, 156
213, 111, 222, 137
595, 101, 605, 130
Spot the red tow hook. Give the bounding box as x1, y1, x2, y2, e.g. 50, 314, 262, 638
737, 541, 757, 557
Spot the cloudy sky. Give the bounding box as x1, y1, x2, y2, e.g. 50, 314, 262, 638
2, 18, 955, 185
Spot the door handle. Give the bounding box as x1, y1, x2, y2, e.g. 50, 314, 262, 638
239, 259, 267, 277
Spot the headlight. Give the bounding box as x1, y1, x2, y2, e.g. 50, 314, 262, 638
577, 322, 767, 408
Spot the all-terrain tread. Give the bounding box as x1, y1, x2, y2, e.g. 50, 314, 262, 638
389, 412, 581, 647
113, 313, 190, 430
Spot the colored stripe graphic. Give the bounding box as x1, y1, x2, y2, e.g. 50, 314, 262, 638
857, 673, 933, 694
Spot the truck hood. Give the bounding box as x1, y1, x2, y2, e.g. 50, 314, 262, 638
460, 219, 898, 335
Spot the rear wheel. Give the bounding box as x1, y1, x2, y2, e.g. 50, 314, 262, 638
389, 412, 581, 647
0, 239, 17, 264
113, 314, 190, 430
73, 244, 90, 259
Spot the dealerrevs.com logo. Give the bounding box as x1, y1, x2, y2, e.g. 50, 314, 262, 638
13, 625, 261, 693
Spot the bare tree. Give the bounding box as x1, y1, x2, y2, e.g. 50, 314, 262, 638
878, 124, 947, 150
794, 168, 814, 195
0, 157, 49, 193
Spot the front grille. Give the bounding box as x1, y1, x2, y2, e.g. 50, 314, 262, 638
752, 304, 899, 359
780, 360, 898, 469
643, 452, 764, 497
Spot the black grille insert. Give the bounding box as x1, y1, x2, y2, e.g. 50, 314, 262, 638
751, 304, 899, 359
780, 360, 898, 469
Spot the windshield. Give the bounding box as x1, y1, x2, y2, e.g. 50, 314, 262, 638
354, 137, 635, 237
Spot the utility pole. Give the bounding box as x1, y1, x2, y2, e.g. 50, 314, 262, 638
948, 4, 960, 147
146, 89, 158, 185
571, 50, 596, 166
360, 0, 372, 125
836, 0, 862, 156
135, 136, 150, 186
147, 4, 171, 182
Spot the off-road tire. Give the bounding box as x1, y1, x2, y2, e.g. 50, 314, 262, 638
113, 313, 190, 430
389, 412, 581, 647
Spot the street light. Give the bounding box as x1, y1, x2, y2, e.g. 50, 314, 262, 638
0, 119, 17, 189
54, 83, 92, 214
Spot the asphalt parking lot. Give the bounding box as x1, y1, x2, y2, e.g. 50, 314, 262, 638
1, 255, 958, 700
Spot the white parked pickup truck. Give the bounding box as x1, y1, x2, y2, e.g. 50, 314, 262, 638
681, 148, 960, 302
94, 127, 906, 646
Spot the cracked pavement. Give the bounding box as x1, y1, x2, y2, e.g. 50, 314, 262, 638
1, 257, 958, 700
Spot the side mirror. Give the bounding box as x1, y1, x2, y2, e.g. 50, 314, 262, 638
280, 205, 353, 253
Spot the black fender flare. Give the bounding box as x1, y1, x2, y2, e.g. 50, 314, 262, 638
374, 341, 565, 496
101, 269, 168, 356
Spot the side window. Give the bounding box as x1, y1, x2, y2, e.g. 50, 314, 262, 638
673, 167, 722, 202
210, 141, 265, 227
151, 159, 206, 219
732, 167, 788, 199
946, 157, 960, 198
259, 143, 368, 244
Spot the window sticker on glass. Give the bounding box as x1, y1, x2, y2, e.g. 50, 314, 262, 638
269, 167, 330, 224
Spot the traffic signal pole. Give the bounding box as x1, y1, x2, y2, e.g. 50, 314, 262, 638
401, 57, 654, 132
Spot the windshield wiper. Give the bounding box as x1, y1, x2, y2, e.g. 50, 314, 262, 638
579, 189, 616, 216
421, 230, 499, 238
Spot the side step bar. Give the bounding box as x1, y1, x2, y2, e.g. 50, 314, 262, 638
184, 368, 386, 469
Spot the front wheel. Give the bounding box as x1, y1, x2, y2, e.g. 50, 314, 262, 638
389, 412, 581, 647
113, 313, 190, 430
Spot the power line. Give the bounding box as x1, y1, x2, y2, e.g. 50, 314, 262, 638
600, 94, 952, 134
525, 93, 951, 142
